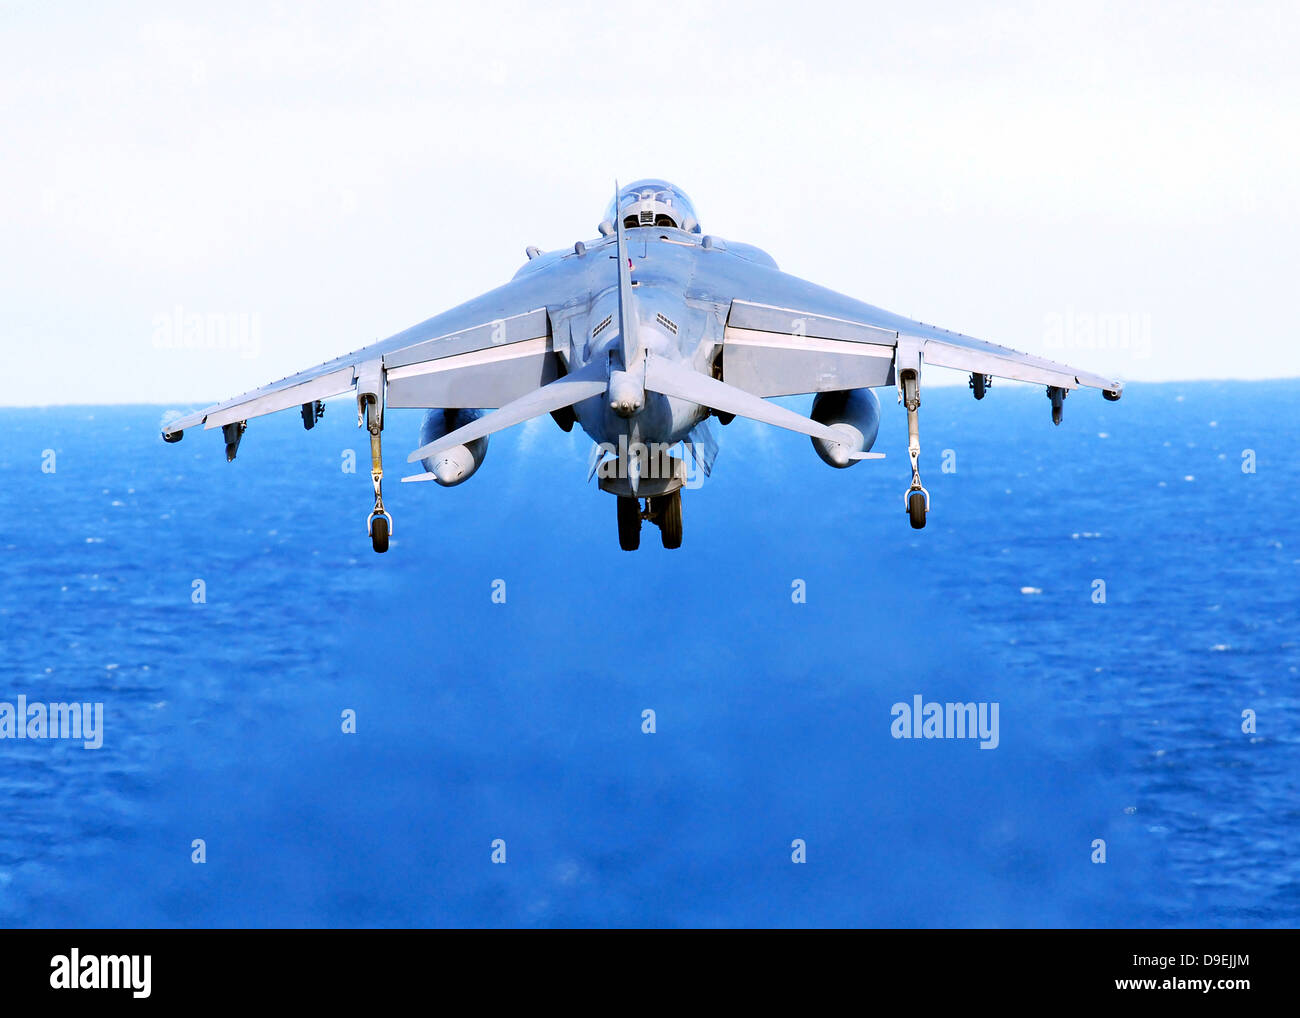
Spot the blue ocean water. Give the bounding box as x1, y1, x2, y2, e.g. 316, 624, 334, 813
1, 379, 1296, 928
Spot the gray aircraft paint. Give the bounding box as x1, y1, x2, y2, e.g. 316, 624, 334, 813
163, 179, 1121, 548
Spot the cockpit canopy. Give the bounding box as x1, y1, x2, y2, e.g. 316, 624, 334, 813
603, 179, 701, 234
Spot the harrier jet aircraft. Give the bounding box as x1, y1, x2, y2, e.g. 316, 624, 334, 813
162, 179, 1122, 552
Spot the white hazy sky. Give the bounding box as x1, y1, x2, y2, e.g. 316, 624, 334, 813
2, 0, 1298, 405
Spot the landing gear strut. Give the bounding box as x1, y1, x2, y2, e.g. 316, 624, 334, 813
901, 370, 929, 530
363, 397, 392, 553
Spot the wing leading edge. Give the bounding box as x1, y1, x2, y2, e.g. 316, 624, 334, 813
161, 257, 592, 444
692, 256, 1123, 399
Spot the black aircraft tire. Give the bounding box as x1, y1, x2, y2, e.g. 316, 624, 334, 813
659, 491, 682, 549
617, 497, 641, 551
371, 516, 390, 553
907, 491, 927, 530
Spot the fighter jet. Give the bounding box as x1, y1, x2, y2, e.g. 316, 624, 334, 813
162, 179, 1122, 552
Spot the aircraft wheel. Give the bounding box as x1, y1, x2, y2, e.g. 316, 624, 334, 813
907, 491, 927, 530
370, 515, 390, 553
617, 496, 641, 551
658, 491, 682, 549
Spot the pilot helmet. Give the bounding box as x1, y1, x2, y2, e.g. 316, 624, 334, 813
605, 180, 701, 234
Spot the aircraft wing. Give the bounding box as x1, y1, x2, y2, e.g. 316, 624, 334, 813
694, 255, 1123, 399
161, 259, 586, 445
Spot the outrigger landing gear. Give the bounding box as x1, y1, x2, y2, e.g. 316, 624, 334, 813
901, 369, 929, 530
363, 397, 392, 554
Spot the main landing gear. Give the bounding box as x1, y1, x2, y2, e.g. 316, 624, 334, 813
652, 492, 683, 549
363, 396, 392, 554
617, 496, 640, 550
616, 490, 683, 550
901, 369, 929, 530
